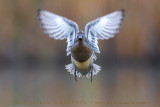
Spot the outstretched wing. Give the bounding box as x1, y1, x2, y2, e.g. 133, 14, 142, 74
37, 9, 79, 55
85, 9, 125, 59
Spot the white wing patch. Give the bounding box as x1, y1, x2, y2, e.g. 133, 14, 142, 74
37, 9, 79, 55
85, 9, 125, 57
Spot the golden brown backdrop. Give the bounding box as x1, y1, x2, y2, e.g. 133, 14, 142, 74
0, 0, 160, 107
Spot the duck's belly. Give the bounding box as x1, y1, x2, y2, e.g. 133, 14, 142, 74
71, 56, 93, 70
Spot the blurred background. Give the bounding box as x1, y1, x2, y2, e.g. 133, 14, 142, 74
0, 0, 160, 107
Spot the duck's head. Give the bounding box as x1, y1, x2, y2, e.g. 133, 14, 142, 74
77, 30, 84, 41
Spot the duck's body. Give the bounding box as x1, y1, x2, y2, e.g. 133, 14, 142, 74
37, 9, 125, 82
71, 36, 93, 76
65, 31, 101, 81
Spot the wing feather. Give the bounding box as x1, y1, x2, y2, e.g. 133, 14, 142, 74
37, 9, 79, 55
85, 9, 125, 59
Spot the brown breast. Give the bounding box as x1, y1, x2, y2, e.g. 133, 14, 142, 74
71, 41, 92, 63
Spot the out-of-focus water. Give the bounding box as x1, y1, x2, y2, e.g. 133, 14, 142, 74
0, 65, 159, 107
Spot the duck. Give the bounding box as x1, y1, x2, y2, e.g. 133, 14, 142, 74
37, 9, 125, 82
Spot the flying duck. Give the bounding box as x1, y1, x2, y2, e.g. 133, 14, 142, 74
37, 9, 125, 82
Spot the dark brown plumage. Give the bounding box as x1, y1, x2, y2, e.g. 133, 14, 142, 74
71, 39, 92, 63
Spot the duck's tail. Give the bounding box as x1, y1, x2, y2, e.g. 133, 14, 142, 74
86, 64, 101, 77
65, 63, 101, 77
65, 63, 82, 77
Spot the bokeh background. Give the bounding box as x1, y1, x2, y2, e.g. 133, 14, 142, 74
0, 0, 160, 107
